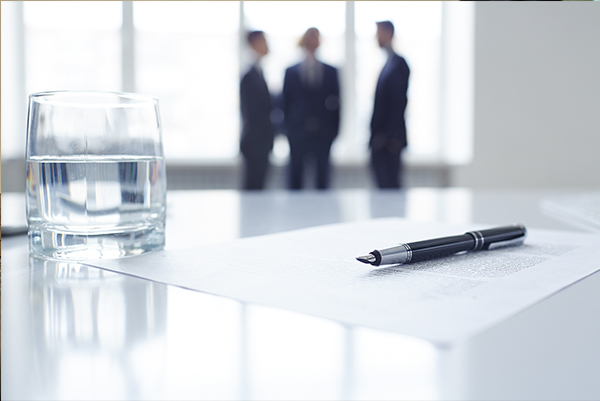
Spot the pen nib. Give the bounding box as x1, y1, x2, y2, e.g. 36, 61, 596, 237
356, 254, 376, 265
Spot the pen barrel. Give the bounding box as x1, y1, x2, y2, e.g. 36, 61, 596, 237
369, 224, 527, 266
407, 234, 475, 263
467, 225, 527, 250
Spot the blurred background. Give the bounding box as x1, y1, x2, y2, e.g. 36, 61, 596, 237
2, 1, 599, 191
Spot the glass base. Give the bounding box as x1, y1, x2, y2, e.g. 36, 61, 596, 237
28, 225, 165, 260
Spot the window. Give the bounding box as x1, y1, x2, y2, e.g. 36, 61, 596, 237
2, 1, 122, 160
134, 1, 240, 160
24, 1, 122, 94
2, 1, 472, 166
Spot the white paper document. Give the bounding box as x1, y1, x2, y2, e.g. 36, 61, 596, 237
85, 218, 600, 344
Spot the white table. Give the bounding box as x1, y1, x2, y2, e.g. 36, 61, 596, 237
2, 189, 599, 400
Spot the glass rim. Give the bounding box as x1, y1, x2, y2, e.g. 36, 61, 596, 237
29, 90, 158, 108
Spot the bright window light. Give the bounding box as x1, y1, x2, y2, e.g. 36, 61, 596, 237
134, 1, 240, 160
23, 1, 121, 94
24, 1, 121, 30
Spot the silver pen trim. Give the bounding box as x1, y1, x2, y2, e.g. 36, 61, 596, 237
378, 244, 411, 265
466, 230, 485, 251
403, 243, 413, 263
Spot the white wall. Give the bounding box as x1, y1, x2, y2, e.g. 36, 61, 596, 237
453, 2, 600, 188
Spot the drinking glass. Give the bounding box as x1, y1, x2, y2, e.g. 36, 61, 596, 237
26, 91, 167, 259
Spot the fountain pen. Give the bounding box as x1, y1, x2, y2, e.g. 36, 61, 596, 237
356, 224, 527, 267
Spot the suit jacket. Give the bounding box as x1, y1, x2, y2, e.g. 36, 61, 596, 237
282, 61, 340, 142
370, 52, 410, 150
240, 65, 275, 155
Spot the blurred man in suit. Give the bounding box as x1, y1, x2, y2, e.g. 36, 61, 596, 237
240, 30, 275, 190
283, 27, 340, 190
370, 21, 410, 189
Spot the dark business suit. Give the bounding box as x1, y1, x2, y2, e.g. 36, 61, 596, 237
283, 60, 340, 190
240, 65, 275, 190
370, 52, 410, 189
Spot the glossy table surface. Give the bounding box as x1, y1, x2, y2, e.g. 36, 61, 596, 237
2, 188, 600, 400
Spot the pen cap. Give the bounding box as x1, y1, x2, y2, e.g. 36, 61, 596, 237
468, 224, 527, 250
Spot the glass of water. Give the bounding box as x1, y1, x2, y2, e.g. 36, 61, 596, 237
26, 91, 167, 259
